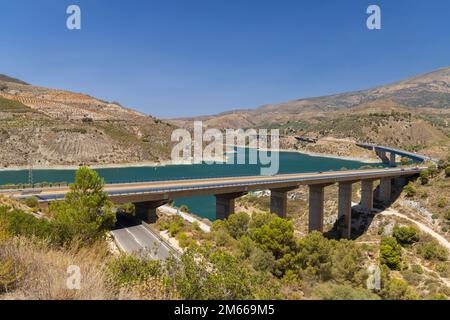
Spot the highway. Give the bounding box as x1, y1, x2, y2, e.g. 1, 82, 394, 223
111, 215, 173, 259
5, 166, 425, 204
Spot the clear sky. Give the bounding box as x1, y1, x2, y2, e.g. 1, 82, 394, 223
0, 0, 449, 118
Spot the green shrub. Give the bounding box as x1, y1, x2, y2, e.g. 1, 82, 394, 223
437, 198, 448, 208
381, 278, 419, 300
176, 232, 195, 248
392, 225, 419, 246
420, 170, 429, 185
23, 197, 39, 209
117, 203, 135, 216
380, 237, 402, 270
168, 218, 184, 237
445, 167, 450, 177
225, 212, 250, 239
416, 241, 448, 261
404, 182, 416, 198
0, 206, 60, 244
312, 283, 380, 300
107, 255, 162, 286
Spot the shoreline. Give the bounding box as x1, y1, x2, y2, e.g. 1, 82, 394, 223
0, 148, 380, 171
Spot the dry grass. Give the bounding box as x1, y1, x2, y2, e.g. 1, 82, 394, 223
0, 237, 111, 300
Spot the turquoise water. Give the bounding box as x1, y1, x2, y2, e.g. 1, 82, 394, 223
0, 149, 381, 220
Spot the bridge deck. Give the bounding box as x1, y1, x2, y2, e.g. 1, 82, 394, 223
6, 167, 424, 204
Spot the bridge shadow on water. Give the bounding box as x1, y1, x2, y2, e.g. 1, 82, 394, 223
323, 181, 408, 240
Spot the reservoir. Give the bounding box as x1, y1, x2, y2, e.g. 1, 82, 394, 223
0, 149, 381, 220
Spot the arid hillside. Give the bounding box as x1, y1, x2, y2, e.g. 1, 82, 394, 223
173, 67, 450, 129
0, 75, 176, 168
171, 67, 450, 159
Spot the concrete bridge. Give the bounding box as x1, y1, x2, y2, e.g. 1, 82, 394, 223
6, 167, 424, 239
357, 143, 438, 166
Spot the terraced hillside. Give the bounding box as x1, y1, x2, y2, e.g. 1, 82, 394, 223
172, 67, 450, 160
0, 75, 175, 167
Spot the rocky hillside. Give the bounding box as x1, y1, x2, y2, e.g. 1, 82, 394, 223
173, 67, 450, 129
0, 75, 175, 168
171, 67, 450, 159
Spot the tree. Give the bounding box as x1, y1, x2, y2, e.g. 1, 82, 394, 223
250, 213, 297, 275
225, 212, 250, 239
380, 237, 402, 270
392, 225, 419, 246
50, 167, 116, 243
296, 232, 333, 280
331, 240, 365, 284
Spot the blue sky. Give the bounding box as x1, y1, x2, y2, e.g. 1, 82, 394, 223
0, 0, 449, 118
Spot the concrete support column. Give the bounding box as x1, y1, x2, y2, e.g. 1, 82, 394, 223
309, 185, 326, 233
379, 178, 392, 204
360, 180, 374, 213
215, 192, 246, 220
134, 200, 168, 223
376, 150, 389, 164
338, 182, 353, 239
270, 187, 297, 218
389, 152, 397, 167
394, 176, 406, 187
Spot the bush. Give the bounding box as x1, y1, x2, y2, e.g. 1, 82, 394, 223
168, 246, 255, 299
0, 206, 61, 244
168, 218, 184, 237
179, 205, 190, 213
107, 255, 162, 286
420, 170, 429, 185
437, 198, 448, 208
23, 197, 39, 209
392, 225, 419, 246
404, 182, 416, 198
225, 212, 250, 239
380, 237, 402, 270
381, 278, 418, 300
176, 232, 195, 248
445, 167, 450, 177
117, 203, 135, 216
416, 241, 448, 261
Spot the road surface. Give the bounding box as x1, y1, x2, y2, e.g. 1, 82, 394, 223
111, 215, 173, 260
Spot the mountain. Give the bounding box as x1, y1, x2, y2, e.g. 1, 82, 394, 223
171, 67, 450, 159
0, 75, 175, 167
172, 67, 450, 129
0, 74, 29, 85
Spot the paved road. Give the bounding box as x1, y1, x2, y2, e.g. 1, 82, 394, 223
6, 167, 425, 202
111, 215, 172, 260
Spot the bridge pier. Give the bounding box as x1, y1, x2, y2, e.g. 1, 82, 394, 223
360, 180, 375, 213
134, 200, 168, 223
389, 152, 397, 167
394, 176, 406, 187
378, 178, 392, 204
308, 184, 329, 233
270, 187, 297, 218
376, 150, 390, 164
215, 192, 247, 220
338, 182, 354, 239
